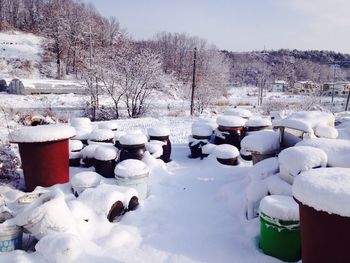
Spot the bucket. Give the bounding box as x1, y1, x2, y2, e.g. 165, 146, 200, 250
18, 139, 70, 191
259, 212, 301, 262
0, 212, 22, 252
115, 172, 149, 200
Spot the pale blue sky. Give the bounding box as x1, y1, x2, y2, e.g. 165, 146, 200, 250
83, 0, 350, 53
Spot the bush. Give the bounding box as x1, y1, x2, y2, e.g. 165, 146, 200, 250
0, 144, 21, 187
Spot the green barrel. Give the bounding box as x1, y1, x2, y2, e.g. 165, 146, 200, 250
259, 212, 301, 262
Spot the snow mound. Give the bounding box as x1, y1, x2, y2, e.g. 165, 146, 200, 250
216, 115, 246, 127
224, 108, 252, 118
78, 184, 138, 217
191, 124, 212, 137
69, 140, 83, 152
119, 134, 147, 146
248, 157, 279, 181
71, 172, 101, 188
145, 141, 163, 158
246, 117, 271, 127
296, 138, 350, 168
94, 146, 118, 161
114, 131, 127, 140
72, 128, 91, 141
202, 143, 216, 155
315, 124, 338, 139
246, 180, 268, 202
279, 146, 327, 184
36, 233, 83, 263
89, 129, 114, 141
98, 121, 118, 130
193, 118, 218, 131
266, 174, 292, 196
259, 195, 299, 221
147, 126, 170, 137
70, 118, 91, 131
241, 130, 280, 153
80, 144, 99, 159
214, 144, 239, 159
115, 159, 149, 178
293, 167, 350, 217
9, 124, 76, 143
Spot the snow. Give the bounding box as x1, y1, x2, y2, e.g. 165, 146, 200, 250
279, 146, 328, 184
296, 138, 350, 168
246, 180, 268, 202
246, 117, 272, 127
191, 124, 213, 137
89, 129, 114, 142
277, 111, 335, 133
147, 126, 170, 137
80, 145, 99, 159
98, 121, 118, 131
240, 130, 280, 153
69, 140, 83, 152
72, 128, 91, 141
9, 124, 76, 143
94, 146, 118, 161
293, 167, 350, 217
119, 134, 148, 146
201, 143, 216, 155
115, 159, 149, 178
259, 195, 299, 221
145, 141, 163, 158
214, 144, 239, 159
192, 118, 217, 131
248, 157, 279, 181
216, 115, 246, 127
315, 124, 338, 139
69, 151, 81, 159
71, 171, 101, 188
77, 184, 138, 217
266, 174, 293, 196
224, 108, 252, 118
70, 118, 92, 131
114, 131, 127, 140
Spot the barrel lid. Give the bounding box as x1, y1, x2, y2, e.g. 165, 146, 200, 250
259, 195, 299, 221
71, 171, 101, 188
119, 134, 147, 146
246, 117, 271, 128
9, 124, 76, 143
216, 115, 246, 127
293, 167, 350, 217
115, 159, 149, 178
94, 145, 118, 161
191, 124, 213, 137
214, 144, 239, 159
148, 126, 170, 137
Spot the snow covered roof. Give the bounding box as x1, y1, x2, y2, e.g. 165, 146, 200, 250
241, 130, 280, 153
216, 115, 246, 127
259, 195, 299, 221
9, 124, 76, 143
293, 167, 350, 217
277, 111, 335, 133
115, 159, 149, 178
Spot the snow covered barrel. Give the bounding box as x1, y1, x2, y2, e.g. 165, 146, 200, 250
259, 195, 301, 262
201, 143, 216, 159
147, 126, 172, 163
114, 131, 126, 150
94, 146, 118, 178
278, 146, 327, 184
245, 117, 271, 133
214, 144, 239, 166
98, 121, 118, 131
80, 144, 98, 168
240, 130, 280, 165
70, 117, 92, 145
88, 129, 115, 144
119, 134, 148, 162
9, 124, 76, 191
115, 159, 150, 200
0, 211, 23, 252
293, 168, 350, 263
69, 140, 83, 167
188, 124, 212, 159
70, 171, 101, 197
215, 115, 246, 149
224, 108, 252, 119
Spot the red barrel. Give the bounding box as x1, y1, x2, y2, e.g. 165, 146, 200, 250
18, 139, 70, 191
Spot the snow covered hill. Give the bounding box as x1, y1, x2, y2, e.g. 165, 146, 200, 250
0, 31, 43, 79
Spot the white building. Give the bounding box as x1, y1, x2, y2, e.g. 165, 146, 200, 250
271, 80, 288, 92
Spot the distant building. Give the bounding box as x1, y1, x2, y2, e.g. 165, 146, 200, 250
291, 81, 320, 95
8, 78, 85, 95
0, 79, 7, 92
322, 81, 350, 96
271, 80, 288, 92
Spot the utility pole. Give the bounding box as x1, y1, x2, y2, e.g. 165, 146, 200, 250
190, 47, 197, 116
331, 64, 337, 104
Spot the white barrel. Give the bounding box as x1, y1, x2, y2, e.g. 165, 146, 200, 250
115, 160, 150, 200
0, 212, 22, 252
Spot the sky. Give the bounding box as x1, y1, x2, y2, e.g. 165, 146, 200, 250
83, 0, 350, 54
